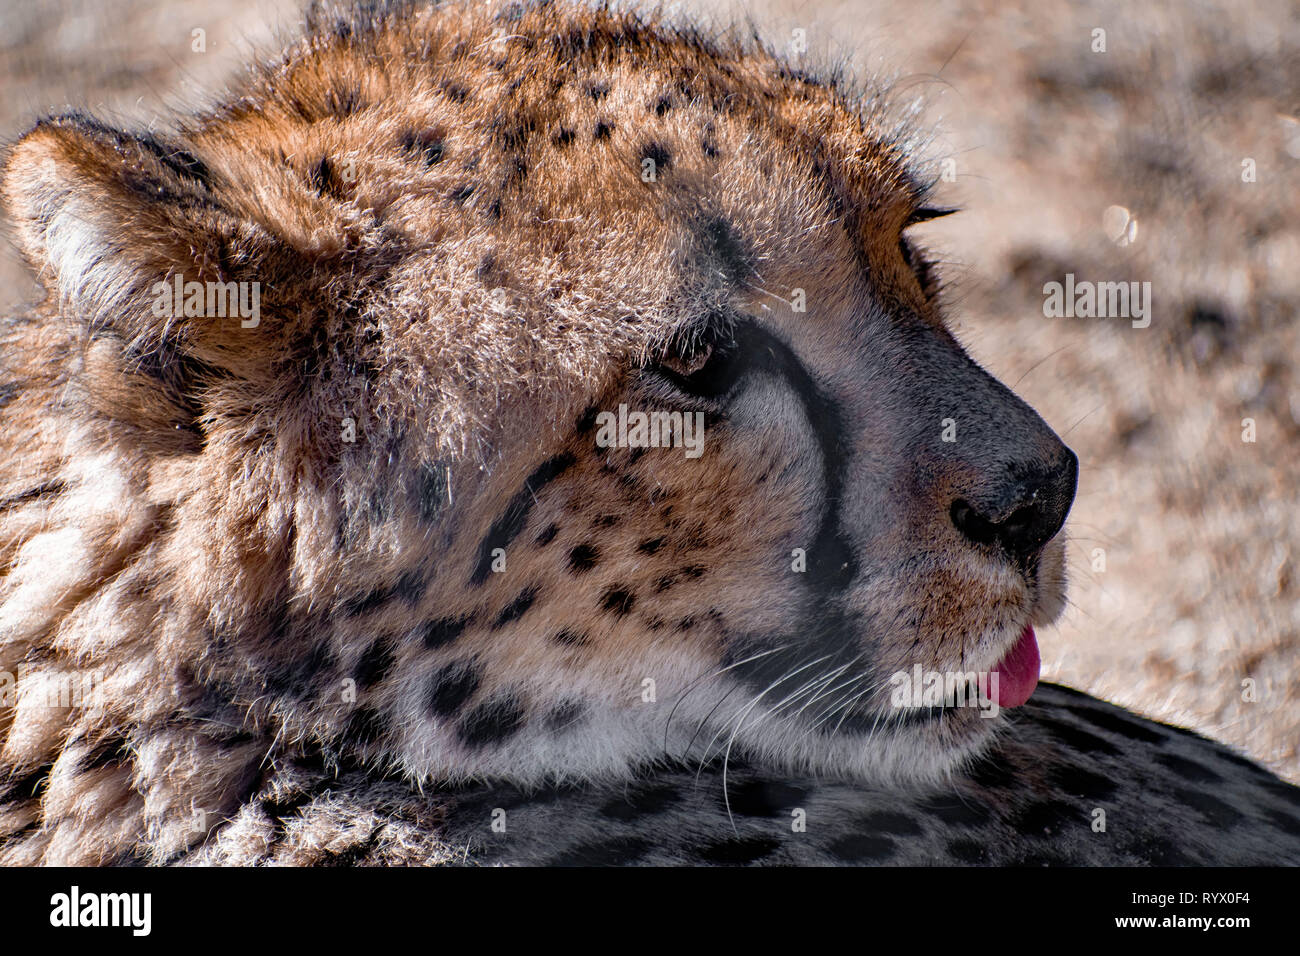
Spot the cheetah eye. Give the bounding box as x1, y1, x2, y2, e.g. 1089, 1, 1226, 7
906, 206, 958, 226
659, 341, 714, 377
651, 333, 744, 399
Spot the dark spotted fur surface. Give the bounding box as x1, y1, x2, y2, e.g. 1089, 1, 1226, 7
185, 686, 1300, 865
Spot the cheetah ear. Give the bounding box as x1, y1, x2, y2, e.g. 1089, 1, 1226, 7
1, 114, 302, 380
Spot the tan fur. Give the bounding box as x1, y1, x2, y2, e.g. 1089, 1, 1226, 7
0, 0, 1079, 864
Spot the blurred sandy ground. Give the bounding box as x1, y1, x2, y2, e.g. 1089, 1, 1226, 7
1, 0, 1297, 780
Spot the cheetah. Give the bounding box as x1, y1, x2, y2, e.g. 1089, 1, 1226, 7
0, 0, 1297, 866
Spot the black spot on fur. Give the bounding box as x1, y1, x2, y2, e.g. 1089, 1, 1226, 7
493, 586, 539, 629
697, 836, 782, 865
421, 615, 471, 650
575, 404, 600, 432
827, 834, 896, 862
1214, 746, 1284, 781
586, 80, 610, 101
449, 184, 476, 203
1037, 716, 1121, 757
310, 156, 345, 198
534, 523, 558, 546
74, 736, 129, 775
1262, 778, 1300, 810
252, 609, 335, 700
1264, 807, 1300, 837
546, 700, 586, 730
653, 95, 672, 115
636, 537, 664, 555
1172, 787, 1240, 828
470, 453, 576, 585
600, 586, 636, 616
352, 638, 396, 689
0, 763, 53, 806
724, 780, 810, 817
259, 790, 314, 825
593, 120, 614, 140
701, 138, 720, 158
567, 543, 600, 573
1157, 753, 1223, 784
400, 129, 445, 166
640, 141, 672, 172
441, 81, 469, 102
458, 694, 526, 748
0, 380, 18, 411
553, 128, 576, 148
946, 838, 991, 864
0, 479, 66, 512
427, 661, 483, 718
495, 120, 534, 152
343, 568, 427, 616
599, 782, 682, 820
1067, 705, 1166, 744
1048, 764, 1119, 801
551, 628, 589, 647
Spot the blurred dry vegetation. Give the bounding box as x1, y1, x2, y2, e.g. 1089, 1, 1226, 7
1, 0, 1296, 780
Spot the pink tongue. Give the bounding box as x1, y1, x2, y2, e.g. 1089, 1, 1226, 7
992, 626, 1040, 707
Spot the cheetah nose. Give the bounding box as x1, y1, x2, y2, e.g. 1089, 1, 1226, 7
949, 448, 1078, 566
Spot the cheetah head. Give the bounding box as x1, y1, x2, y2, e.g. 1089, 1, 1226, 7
2, 0, 1076, 806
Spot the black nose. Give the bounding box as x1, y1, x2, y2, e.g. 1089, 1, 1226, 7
950, 449, 1078, 565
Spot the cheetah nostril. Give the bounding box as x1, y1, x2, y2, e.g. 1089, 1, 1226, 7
950, 450, 1077, 565
950, 499, 997, 548
951, 498, 1049, 564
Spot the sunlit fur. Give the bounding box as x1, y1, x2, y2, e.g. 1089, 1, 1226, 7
0, 0, 1071, 863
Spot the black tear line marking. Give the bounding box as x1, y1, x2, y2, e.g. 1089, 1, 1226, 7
733, 321, 856, 595
716, 322, 862, 699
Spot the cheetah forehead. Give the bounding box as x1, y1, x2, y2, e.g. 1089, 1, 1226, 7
175, 0, 936, 451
